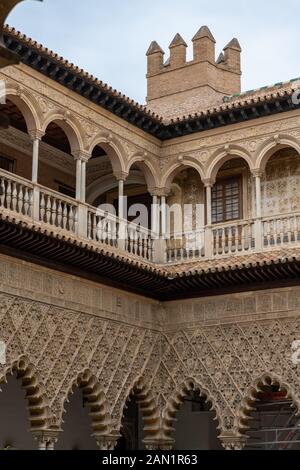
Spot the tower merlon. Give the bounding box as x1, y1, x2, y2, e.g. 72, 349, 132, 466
192, 25, 216, 63
223, 38, 242, 73
169, 33, 187, 68
146, 41, 165, 76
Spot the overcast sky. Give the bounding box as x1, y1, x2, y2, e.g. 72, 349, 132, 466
8, 0, 300, 104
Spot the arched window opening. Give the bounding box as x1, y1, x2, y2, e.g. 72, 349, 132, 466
87, 145, 114, 208
87, 155, 152, 229
56, 388, 98, 451
1, 100, 28, 134
172, 390, 221, 450
244, 384, 300, 450
116, 396, 144, 451
0, 372, 36, 450
212, 157, 250, 224
210, 157, 252, 257
262, 148, 300, 218
40, 122, 75, 198
0, 100, 30, 179
42, 122, 71, 154
166, 168, 205, 262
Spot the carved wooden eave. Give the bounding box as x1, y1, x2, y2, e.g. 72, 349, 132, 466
1, 217, 300, 301
3, 26, 300, 140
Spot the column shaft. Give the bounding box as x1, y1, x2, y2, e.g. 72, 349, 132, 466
81, 160, 87, 203
76, 158, 82, 201
32, 138, 40, 184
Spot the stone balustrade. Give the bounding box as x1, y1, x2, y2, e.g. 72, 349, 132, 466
2, 168, 300, 265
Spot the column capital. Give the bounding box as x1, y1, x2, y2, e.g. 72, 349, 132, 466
28, 129, 44, 141
143, 438, 174, 451
73, 150, 90, 162
251, 169, 265, 178
149, 187, 170, 197
202, 178, 215, 188
32, 430, 61, 450
219, 434, 247, 451
114, 171, 128, 182
94, 434, 120, 451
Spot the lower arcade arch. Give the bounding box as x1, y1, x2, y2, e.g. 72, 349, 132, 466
56, 372, 110, 450
238, 375, 300, 450
116, 383, 161, 450
163, 381, 222, 450
0, 358, 49, 450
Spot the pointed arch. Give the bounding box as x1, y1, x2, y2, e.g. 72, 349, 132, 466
0, 355, 50, 431
87, 133, 127, 176
41, 110, 84, 155
161, 157, 204, 192
162, 378, 222, 443
235, 373, 300, 436
59, 370, 111, 437
255, 134, 300, 172
205, 145, 254, 183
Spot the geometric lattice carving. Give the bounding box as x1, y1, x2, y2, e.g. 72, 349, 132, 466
1, 290, 300, 445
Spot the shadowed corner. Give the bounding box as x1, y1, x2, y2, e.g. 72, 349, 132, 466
0, 1, 43, 129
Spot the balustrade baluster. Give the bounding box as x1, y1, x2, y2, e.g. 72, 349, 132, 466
287, 217, 292, 244
0, 178, 5, 207
45, 196, 52, 224
11, 182, 17, 212
28, 189, 33, 218
296, 216, 300, 242
96, 217, 102, 242
6, 180, 12, 210
72, 206, 78, 233
16, 184, 22, 214
23, 187, 29, 216
57, 201, 62, 228
51, 198, 57, 226
87, 212, 92, 239
62, 203, 68, 230
40, 193, 45, 222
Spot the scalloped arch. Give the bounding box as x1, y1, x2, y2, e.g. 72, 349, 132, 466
235, 372, 300, 436
0, 355, 50, 431
116, 377, 161, 443
162, 378, 223, 442
57, 369, 112, 438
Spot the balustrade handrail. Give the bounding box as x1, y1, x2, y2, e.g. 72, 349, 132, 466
38, 183, 78, 207
211, 218, 254, 230
0, 168, 34, 188
262, 211, 300, 222
167, 228, 205, 239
